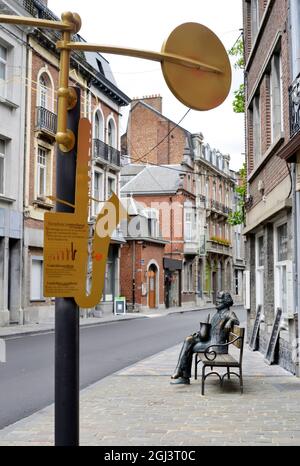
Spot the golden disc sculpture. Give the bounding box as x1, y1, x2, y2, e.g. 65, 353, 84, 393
161, 22, 232, 111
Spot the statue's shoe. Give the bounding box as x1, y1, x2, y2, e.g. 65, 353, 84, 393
171, 371, 182, 380
170, 377, 190, 385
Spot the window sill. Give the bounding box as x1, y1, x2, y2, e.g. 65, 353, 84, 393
248, 135, 284, 182
0, 195, 16, 204
30, 300, 46, 304
33, 198, 54, 210
0, 96, 19, 110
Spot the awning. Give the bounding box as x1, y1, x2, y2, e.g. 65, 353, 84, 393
163, 258, 183, 271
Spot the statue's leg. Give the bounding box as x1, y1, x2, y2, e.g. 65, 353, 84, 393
172, 334, 199, 380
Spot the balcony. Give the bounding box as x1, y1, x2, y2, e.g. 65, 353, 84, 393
93, 139, 121, 167
184, 241, 199, 256
21, 0, 38, 16
206, 199, 232, 218
206, 239, 232, 257
36, 107, 57, 138
290, 76, 300, 139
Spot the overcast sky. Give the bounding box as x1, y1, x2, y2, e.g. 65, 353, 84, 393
48, 0, 244, 170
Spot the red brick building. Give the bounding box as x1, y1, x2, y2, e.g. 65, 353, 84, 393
243, 0, 297, 374
121, 163, 199, 309
120, 198, 167, 311
122, 95, 241, 308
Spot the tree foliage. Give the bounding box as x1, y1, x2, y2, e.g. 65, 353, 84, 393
228, 164, 247, 226
228, 37, 245, 114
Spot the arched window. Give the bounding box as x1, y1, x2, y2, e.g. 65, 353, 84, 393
219, 184, 223, 204
226, 190, 229, 208
212, 182, 216, 201
94, 110, 104, 141
38, 73, 52, 110
107, 118, 117, 148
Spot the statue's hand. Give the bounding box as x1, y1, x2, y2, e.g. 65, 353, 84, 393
225, 317, 239, 330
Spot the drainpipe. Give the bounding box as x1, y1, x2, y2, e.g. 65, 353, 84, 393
293, 162, 300, 377
132, 240, 136, 310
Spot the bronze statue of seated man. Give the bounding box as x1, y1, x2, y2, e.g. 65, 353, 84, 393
170, 291, 239, 385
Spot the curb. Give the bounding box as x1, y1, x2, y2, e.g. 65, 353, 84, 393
0, 305, 244, 340
0, 315, 148, 340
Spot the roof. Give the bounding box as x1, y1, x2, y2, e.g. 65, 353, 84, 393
121, 165, 183, 195
120, 164, 146, 189
25, 1, 130, 107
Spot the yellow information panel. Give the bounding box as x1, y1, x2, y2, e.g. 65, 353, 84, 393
44, 215, 89, 299
44, 118, 125, 308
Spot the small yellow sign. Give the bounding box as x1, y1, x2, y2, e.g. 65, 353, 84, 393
44, 118, 126, 308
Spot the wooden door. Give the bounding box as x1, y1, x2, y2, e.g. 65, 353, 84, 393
148, 270, 157, 309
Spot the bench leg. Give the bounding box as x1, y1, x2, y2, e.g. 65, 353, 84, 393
240, 367, 244, 394
227, 367, 231, 380
202, 365, 206, 396
195, 354, 198, 381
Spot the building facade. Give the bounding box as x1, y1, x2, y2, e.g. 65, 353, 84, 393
14, 0, 130, 324
122, 95, 243, 309
0, 0, 27, 326
243, 0, 297, 374
119, 197, 167, 312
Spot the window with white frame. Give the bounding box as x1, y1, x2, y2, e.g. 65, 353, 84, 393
212, 222, 216, 238
225, 190, 229, 207
270, 52, 283, 143
274, 222, 292, 316
37, 147, 47, 198
31, 257, 44, 301
107, 176, 116, 199
235, 231, 242, 258
219, 184, 223, 204
184, 207, 196, 242
93, 170, 103, 216
94, 110, 104, 141
212, 182, 216, 201
256, 234, 264, 307
38, 73, 52, 110
0, 138, 5, 195
0, 44, 7, 98
107, 119, 117, 148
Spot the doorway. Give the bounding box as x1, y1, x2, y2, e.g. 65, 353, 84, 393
148, 264, 158, 309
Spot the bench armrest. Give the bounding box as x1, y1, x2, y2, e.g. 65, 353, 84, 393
204, 337, 242, 362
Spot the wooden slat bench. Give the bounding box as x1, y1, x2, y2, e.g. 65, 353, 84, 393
194, 326, 245, 395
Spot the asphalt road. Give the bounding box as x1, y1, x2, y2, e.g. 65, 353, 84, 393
0, 307, 246, 429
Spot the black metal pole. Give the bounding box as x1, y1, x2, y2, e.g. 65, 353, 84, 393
55, 86, 81, 447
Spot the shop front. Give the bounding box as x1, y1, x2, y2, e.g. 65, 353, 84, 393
164, 258, 182, 308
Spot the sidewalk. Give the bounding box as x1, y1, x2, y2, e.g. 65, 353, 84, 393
0, 304, 230, 339
0, 342, 299, 446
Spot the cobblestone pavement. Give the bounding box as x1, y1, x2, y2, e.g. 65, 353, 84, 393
0, 342, 299, 446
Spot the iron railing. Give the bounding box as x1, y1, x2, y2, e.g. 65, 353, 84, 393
21, 0, 38, 16
36, 107, 57, 135
208, 200, 232, 216
93, 139, 121, 167
289, 75, 300, 138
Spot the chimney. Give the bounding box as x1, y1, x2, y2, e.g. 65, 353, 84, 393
131, 94, 162, 113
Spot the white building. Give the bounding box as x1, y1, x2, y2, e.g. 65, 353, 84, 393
0, 0, 27, 326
